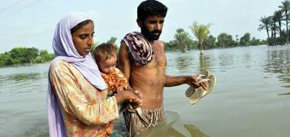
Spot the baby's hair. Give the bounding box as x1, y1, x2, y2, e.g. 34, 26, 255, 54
93, 43, 117, 62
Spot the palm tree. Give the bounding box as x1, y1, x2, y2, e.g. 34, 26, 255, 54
274, 10, 283, 37
190, 22, 210, 54
279, 0, 290, 34
258, 16, 271, 40
269, 16, 277, 39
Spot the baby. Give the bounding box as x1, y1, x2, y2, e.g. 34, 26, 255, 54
93, 43, 130, 135
93, 43, 128, 96
94, 43, 142, 135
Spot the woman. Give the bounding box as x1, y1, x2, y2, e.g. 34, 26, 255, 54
47, 12, 142, 137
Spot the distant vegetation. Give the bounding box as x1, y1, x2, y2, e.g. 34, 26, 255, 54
0, 37, 119, 67
2, 15, 275, 67
165, 28, 266, 52
0, 47, 53, 67
3, 1, 287, 66
164, 1, 290, 52
259, 0, 290, 46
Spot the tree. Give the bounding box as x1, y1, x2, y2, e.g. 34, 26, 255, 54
217, 33, 235, 48
39, 50, 54, 62
270, 15, 278, 39
0, 47, 54, 66
90, 43, 99, 54
107, 37, 117, 45
240, 33, 251, 46
0, 53, 13, 66
10, 47, 28, 63
10, 47, 39, 63
174, 28, 194, 52
250, 37, 261, 46
206, 35, 217, 49
190, 22, 211, 54
164, 40, 177, 51
258, 16, 271, 41
26, 47, 39, 63
274, 10, 283, 37
279, 0, 290, 35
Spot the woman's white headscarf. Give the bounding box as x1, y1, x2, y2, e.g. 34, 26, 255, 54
47, 12, 107, 137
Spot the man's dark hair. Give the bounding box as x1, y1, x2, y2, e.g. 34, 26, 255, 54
71, 19, 93, 34
137, 0, 168, 22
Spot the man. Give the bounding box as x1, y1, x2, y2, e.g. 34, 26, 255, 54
118, 0, 208, 136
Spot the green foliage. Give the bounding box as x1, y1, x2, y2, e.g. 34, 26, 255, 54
165, 28, 195, 52
0, 47, 53, 67
259, 0, 290, 45
206, 35, 217, 49
174, 28, 194, 52
39, 50, 54, 62
0, 53, 13, 66
9, 47, 39, 63
165, 28, 265, 52
217, 33, 235, 48
190, 22, 211, 50
239, 33, 251, 46
250, 37, 261, 46
258, 16, 271, 40
164, 40, 178, 51
107, 37, 117, 46
90, 43, 98, 55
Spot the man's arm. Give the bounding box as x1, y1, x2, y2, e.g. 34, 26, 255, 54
117, 43, 143, 108
165, 75, 208, 90
117, 42, 131, 79
164, 75, 191, 87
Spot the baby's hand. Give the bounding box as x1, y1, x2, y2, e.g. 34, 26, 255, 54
117, 86, 125, 93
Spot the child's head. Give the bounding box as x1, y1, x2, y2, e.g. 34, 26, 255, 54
93, 43, 117, 74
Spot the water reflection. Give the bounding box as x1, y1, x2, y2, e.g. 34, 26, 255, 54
0, 72, 46, 95
136, 111, 209, 137
218, 54, 234, 71
0, 73, 42, 84
20, 121, 48, 137
173, 53, 214, 76
279, 92, 290, 95
184, 124, 210, 137
264, 46, 290, 94
175, 56, 192, 73
198, 54, 212, 74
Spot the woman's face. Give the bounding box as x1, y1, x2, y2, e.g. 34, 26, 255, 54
72, 21, 94, 56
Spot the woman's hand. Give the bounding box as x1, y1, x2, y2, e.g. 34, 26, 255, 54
128, 90, 143, 109
115, 89, 142, 108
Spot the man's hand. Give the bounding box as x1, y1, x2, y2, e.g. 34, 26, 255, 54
187, 76, 209, 90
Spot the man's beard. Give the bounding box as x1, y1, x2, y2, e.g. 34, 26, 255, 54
141, 27, 162, 41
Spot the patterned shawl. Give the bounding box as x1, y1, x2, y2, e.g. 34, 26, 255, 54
122, 32, 153, 65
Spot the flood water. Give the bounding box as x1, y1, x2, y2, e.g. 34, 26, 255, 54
0, 45, 289, 137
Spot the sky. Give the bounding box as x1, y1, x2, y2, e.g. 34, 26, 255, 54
0, 0, 284, 53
